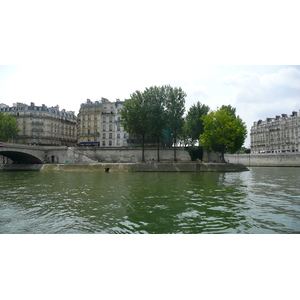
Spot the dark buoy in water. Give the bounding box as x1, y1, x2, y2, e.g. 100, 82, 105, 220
105, 168, 110, 172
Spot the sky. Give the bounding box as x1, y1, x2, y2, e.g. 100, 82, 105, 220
1, 0, 299, 148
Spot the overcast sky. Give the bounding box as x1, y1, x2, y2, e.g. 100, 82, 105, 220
1, 0, 299, 147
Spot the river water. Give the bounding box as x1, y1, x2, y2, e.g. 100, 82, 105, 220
1, 167, 300, 234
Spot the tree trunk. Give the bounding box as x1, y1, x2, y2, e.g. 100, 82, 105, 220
173, 138, 177, 162
221, 152, 225, 163
157, 137, 160, 162
142, 134, 145, 162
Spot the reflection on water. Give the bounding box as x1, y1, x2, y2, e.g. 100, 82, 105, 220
1, 167, 300, 233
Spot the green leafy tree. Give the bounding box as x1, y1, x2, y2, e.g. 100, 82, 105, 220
199, 108, 247, 162
0, 112, 20, 142
180, 121, 190, 147
120, 90, 151, 162
165, 85, 186, 161
219, 104, 236, 117
144, 86, 167, 161
185, 101, 210, 145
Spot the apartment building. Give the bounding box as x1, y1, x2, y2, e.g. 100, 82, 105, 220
77, 98, 128, 147
250, 111, 300, 153
0, 102, 77, 146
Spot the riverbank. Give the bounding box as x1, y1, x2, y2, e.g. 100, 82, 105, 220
1, 162, 249, 172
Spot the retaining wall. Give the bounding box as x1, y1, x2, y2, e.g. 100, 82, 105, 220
72, 147, 191, 163
225, 153, 300, 167
39, 162, 249, 172
0, 164, 43, 171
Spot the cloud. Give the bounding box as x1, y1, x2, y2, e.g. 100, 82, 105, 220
184, 84, 210, 105
221, 67, 300, 105
188, 89, 210, 101
222, 71, 260, 90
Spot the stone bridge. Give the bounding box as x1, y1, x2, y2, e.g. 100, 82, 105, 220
0, 143, 70, 164
0, 143, 96, 164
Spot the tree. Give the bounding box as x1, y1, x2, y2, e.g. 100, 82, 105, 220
121, 85, 186, 162
219, 104, 236, 117
185, 101, 210, 145
0, 112, 20, 142
120, 90, 151, 162
164, 85, 186, 161
199, 108, 247, 162
180, 121, 190, 147
144, 86, 167, 161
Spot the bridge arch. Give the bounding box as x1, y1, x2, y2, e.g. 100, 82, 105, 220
0, 150, 43, 164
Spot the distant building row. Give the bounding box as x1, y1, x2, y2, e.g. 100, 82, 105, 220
250, 111, 300, 153
0, 102, 77, 146
0, 98, 128, 147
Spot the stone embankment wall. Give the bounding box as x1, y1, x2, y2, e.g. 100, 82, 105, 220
224, 153, 300, 167
71, 147, 191, 163
39, 162, 248, 172
0, 164, 43, 171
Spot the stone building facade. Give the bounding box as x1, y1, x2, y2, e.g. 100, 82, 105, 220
250, 111, 300, 153
77, 98, 128, 147
0, 102, 77, 146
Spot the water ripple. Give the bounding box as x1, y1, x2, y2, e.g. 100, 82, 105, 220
1, 169, 300, 233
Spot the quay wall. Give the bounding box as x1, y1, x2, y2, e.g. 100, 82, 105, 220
71, 147, 191, 163
0, 163, 249, 172
0, 144, 191, 165
224, 153, 300, 167
0, 164, 43, 171
40, 162, 249, 172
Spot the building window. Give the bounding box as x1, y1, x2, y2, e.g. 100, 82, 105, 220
109, 133, 112, 139
103, 117, 106, 123
102, 141, 106, 146
109, 124, 112, 131
109, 140, 112, 146
103, 133, 106, 139
103, 125, 106, 131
